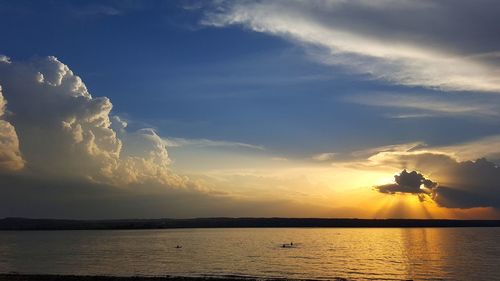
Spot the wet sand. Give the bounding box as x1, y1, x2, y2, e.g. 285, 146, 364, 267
0, 274, 348, 281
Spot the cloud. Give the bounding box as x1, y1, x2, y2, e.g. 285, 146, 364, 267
312, 152, 336, 162
437, 135, 500, 163
164, 137, 264, 150
0, 85, 24, 171
362, 136, 500, 169
371, 150, 500, 208
0, 58, 362, 218
385, 113, 436, 119
375, 169, 438, 202
353, 142, 425, 159
310, 142, 425, 164
367, 151, 458, 172
345, 93, 500, 118
0, 55, 191, 188
203, 0, 500, 92
116, 127, 193, 187
429, 158, 500, 208
375, 170, 437, 195
72, 5, 122, 17
346, 138, 500, 208
271, 157, 288, 162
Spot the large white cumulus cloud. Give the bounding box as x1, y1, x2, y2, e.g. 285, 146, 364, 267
0, 85, 24, 171
113, 118, 189, 187
0, 56, 189, 187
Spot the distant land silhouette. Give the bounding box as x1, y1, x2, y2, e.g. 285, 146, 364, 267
1, 217, 499, 230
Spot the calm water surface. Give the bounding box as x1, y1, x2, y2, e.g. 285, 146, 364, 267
1, 228, 499, 281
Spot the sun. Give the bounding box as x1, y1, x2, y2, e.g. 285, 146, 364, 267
374, 174, 397, 186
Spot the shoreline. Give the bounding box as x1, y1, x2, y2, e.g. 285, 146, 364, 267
2, 217, 500, 231
0, 274, 348, 281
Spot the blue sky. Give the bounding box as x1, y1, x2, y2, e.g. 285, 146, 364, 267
1, 0, 500, 218
3, 0, 499, 157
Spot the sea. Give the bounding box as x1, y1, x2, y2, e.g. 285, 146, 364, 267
1, 228, 499, 281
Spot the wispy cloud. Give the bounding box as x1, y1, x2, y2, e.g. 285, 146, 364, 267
358, 134, 500, 166
73, 5, 122, 17
203, 0, 500, 92
436, 135, 500, 162
345, 93, 500, 118
385, 113, 436, 119
164, 137, 264, 151
312, 152, 336, 162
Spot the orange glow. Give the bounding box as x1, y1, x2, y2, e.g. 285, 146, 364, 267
368, 193, 457, 219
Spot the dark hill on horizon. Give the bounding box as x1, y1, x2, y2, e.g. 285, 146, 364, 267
1, 217, 500, 230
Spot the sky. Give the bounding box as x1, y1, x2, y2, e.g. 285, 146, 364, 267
1, 0, 500, 219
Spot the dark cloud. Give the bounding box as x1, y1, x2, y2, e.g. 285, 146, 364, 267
375, 156, 500, 209
375, 170, 437, 202
433, 186, 495, 209
376, 170, 437, 194
432, 158, 500, 209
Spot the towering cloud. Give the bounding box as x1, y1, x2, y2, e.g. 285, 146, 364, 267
115, 126, 189, 187
0, 85, 24, 171
0, 56, 189, 188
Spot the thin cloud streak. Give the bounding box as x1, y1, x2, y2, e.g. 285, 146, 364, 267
164, 137, 264, 150
345, 93, 500, 117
